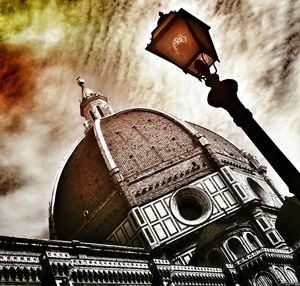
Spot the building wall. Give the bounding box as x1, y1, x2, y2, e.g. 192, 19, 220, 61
0, 236, 226, 286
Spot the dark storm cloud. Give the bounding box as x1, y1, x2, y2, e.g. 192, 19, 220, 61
0, 1, 31, 14
1, 113, 25, 134
205, 1, 300, 124
214, 0, 242, 16
0, 165, 27, 195
250, 1, 300, 111
278, 1, 300, 80
0, 44, 36, 113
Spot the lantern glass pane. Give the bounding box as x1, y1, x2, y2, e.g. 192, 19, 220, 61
187, 18, 218, 62
150, 17, 200, 68
152, 13, 176, 38
186, 53, 215, 76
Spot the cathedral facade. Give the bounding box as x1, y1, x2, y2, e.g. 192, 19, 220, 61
0, 78, 298, 285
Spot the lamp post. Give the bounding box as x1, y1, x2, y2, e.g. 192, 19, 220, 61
146, 8, 300, 199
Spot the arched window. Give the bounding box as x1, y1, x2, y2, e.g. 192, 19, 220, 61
227, 237, 246, 260
96, 105, 104, 117
247, 178, 274, 206
207, 249, 226, 266
89, 110, 96, 121
272, 267, 287, 284
285, 268, 299, 283
254, 272, 277, 286
246, 233, 260, 250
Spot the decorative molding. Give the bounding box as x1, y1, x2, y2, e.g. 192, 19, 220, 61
108, 172, 243, 248
94, 119, 124, 184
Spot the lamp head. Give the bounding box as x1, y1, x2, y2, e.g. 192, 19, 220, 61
146, 9, 219, 78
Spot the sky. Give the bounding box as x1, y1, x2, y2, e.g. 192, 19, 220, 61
0, 0, 299, 238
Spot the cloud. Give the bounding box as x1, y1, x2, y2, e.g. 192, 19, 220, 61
0, 44, 37, 113
0, 165, 27, 195
0, 0, 299, 238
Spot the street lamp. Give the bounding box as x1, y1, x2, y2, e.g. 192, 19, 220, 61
146, 8, 300, 199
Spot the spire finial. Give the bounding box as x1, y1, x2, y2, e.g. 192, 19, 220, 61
76, 76, 96, 100
77, 75, 85, 87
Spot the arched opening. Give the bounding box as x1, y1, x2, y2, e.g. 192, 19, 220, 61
227, 237, 246, 260
285, 268, 299, 283
254, 272, 277, 286
89, 110, 96, 121
246, 233, 260, 250
273, 267, 287, 284
207, 249, 226, 267
96, 105, 104, 117
247, 178, 273, 205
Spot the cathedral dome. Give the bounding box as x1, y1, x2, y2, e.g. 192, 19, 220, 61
49, 106, 255, 243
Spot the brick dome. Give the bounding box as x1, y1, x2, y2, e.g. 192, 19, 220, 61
49, 108, 252, 243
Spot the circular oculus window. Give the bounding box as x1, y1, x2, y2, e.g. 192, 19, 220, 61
170, 186, 212, 226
